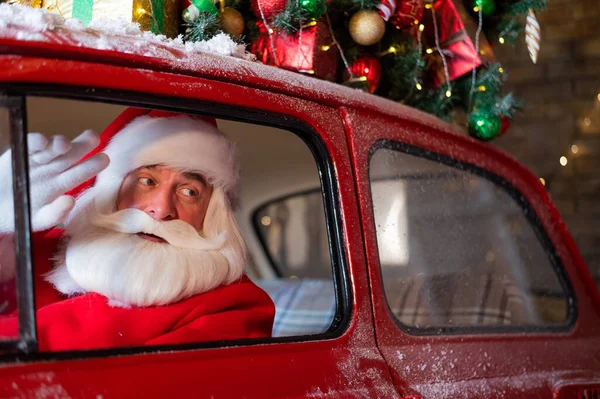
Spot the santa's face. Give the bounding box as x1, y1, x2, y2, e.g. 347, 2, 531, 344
48, 176, 245, 307
117, 165, 213, 234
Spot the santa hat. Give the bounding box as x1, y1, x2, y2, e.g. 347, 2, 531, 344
68, 108, 239, 213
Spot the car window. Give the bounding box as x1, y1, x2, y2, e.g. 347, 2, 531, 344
253, 190, 336, 336
0, 95, 344, 353
369, 143, 573, 332
0, 104, 18, 338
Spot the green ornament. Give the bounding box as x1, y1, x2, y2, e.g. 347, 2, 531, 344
474, 0, 495, 16
468, 109, 501, 141
190, 0, 219, 15
299, 0, 326, 19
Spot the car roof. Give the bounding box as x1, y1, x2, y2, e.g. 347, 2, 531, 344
0, 6, 463, 138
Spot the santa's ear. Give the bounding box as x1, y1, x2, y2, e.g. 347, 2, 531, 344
202, 187, 246, 284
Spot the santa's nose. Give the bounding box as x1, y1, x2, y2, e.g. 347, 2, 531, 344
143, 186, 176, 221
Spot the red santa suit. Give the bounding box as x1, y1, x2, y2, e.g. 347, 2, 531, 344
0, 108, 275, 351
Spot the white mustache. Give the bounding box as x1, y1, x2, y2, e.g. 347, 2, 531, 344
89, 208, 225, 251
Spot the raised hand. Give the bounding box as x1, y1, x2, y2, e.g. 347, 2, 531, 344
0, 130, 109, 233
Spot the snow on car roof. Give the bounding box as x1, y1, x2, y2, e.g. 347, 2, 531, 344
0, 3, 463, 138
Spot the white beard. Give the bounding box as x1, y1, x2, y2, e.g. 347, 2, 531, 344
47, 187, 246, 307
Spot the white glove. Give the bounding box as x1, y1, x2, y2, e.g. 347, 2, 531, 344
0, 130, 109, 233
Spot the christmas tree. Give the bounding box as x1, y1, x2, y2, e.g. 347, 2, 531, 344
181, 0, 545, 140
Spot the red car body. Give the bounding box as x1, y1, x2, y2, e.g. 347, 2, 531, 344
0, 22, 599, 399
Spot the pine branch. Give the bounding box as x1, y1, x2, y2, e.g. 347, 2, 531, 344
496, 18, 523, 44
475, 62, 506, 94
408, 84, 455, 121
494, 92, 523, 118
184, 13, 222, 42
330, 0, 380, 13
272, 0, 310, 34
508, 0, 547, 14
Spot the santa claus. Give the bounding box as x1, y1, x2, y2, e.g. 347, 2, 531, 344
0, 108, 275, 351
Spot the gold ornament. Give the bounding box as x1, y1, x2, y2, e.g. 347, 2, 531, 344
349, 10, 386, 46
8, 0, 42, 7
219, 7, 244, 38
525, 8, 540, 64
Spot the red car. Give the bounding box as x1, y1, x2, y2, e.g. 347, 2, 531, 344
0, 11, 599, 398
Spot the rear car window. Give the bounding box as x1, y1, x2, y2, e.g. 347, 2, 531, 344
369, 143, 574, 332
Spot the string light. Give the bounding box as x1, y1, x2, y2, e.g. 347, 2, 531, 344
571, 144, 579, 154
320, 45, 331, 51
261, 216, 272, 226
478, 85, 486, 91
499, 37, 505, 44
416, 82, 423, 90
498, 67, 504, 73
364, 67, 370, 73
414, 19, 419, 24
560, 156, 568, 166
473, 6, 480, 12
539, 177, 546, 186
359, 76, 368, 81
426, 48, 433, 54
445, 90, 452, 98
419, 24, 425, 32
268, 28, 274, 34
136, 7, 147, 15
425, 3, 432, 9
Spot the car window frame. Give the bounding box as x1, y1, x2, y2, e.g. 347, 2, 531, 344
368, 138, 577, 336
0, 84, 352, 361
0, 95, 37, 354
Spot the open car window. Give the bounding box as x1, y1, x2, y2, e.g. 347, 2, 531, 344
369, 142, 575, 333
0, 95, 345, 355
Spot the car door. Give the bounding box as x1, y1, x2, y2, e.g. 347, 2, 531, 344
0, 52, 399, 398
341, 106, 600, 398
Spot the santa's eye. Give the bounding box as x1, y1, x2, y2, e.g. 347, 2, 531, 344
139, 177, 156, 186
181, 188, 198, 197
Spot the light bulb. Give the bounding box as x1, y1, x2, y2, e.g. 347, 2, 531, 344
560, 156, 568, 166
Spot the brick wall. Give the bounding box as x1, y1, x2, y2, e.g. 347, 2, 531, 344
492, 0, 600, 284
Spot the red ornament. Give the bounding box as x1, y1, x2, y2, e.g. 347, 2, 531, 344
499, 115, 510, 136
389, 0, 424, 28
346, 55, 381, 93
250, 21, 339, 81
251, 0, 287, 22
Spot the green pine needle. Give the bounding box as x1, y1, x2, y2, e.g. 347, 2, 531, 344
494, 93, 523, 118
330, 0, 380, 13
408, 84, 455, 121
272, 0, 310, 34
184, 12, 222, 42
496, 18, 523, 44
508, 0, 547, 14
